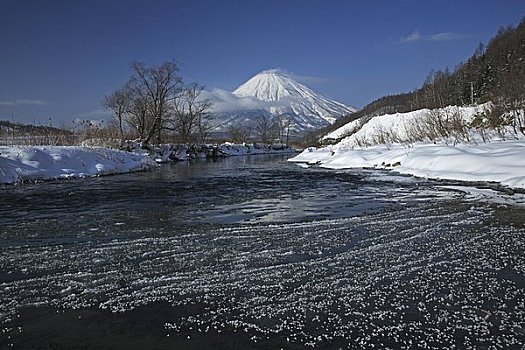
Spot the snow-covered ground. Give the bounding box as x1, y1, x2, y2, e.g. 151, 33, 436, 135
0, 146, 155, 184
290, 105, 525, 190
323, 104, 491, 144
0, 143, 297, 184
291, 140, 525, 189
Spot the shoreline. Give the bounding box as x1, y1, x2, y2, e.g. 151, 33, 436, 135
289, 139, 525, 191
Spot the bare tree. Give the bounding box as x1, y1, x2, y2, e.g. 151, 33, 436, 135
499, 59, 525, 135
126, 61, 182, 144
191, 87, 214, 144
103, 61, 215, 145
126, 94, 150, 140
255, 115, 275, 143
421, 70, 450, 109
284, 119, 294, 145
228, 124, 251, 143
102, 87, 131, 139
274, 115, 294, 145
168, 83, 212, 143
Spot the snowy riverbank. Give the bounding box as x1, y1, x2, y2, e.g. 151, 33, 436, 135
128, 142, 296, 163
0, 143, 297, 184
290, 140, 525, 189
0, 146, 155, 184
290, 104, 525, 190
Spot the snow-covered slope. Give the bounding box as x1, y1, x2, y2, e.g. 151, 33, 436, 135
211, 69, 356, 134
323, 104, 491, 146
289, 104, 525, 190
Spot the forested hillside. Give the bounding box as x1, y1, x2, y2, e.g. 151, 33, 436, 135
311, 16, 525, 144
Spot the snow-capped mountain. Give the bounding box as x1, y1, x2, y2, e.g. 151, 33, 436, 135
209, 69, 356, 135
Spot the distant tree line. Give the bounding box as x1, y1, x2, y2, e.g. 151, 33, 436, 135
0, 120, 75, 146
314, 16, 525, 144
227, 114, 294, 145
103, 61, 212, 145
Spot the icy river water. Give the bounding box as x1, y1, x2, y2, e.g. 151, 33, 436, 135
1, 154, 525, 349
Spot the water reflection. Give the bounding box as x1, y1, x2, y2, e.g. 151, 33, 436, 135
1, 154, 393, 241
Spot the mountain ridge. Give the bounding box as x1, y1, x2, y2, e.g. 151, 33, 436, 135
210, 69, 356, 135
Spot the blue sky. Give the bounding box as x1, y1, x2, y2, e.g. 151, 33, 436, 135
1, 0, 524, 125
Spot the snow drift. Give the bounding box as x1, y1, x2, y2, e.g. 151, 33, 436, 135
0, 146, 154, 184
323, 104, 492, 145
290, 105, 525, 189
291, 141, 525, 189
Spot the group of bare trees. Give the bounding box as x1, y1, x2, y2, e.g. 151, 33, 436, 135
103, 61, 212, 145
227, 125, 251, 144
226, 115, 294, 144
254, 115, 293, 144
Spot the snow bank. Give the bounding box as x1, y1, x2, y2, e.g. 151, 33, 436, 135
322, 117, 366, 142
324, 104, 490, 146
0, 146, 155, 184
291, 104, 525, 189
290, 141, 525, 189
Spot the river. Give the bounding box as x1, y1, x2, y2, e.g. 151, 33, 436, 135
1, 154, 524, 349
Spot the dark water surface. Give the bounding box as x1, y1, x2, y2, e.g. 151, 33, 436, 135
1, 154, 524, 349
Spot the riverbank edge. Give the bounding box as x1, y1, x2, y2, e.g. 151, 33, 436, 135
288, 140, 525, 191
0, 143, 298, 185
124, 141, 297, 163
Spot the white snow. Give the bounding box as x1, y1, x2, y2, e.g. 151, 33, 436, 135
290, 105, 525, 190
322, 117, 364, 142
233, 69, 356, 124
323, 104, 491, 144
209, 69, 356, 132
0, 146, 155, 184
